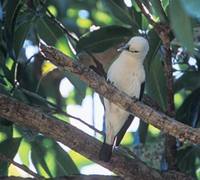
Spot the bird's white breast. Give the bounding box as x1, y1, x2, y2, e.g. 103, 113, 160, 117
107, 54, 145, 98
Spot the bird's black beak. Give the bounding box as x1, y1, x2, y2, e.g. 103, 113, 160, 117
117, 44, 129, 52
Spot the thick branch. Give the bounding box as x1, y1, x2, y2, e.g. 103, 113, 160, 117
0, 94, 193, 180
161, 27, 177, 170
136, 0, 177, 169
0, 175, 121, 180
0, 94, 161, 179
40, 43, 200, 145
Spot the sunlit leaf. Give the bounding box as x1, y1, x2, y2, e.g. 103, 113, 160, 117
68, 151, 92, 168
64, 71, 87, 105
36, 17, 63, 45
18, 139, 31, 167
93, 10, 113, 24
47, 5, 58, 17
52, 143, 79, 175
31, 136, 79, 177
55, 37, 74, 57
150, 0, 168, 22
76, 18, 92, 29
41, 61, 56, 76
31, 140, 53, 178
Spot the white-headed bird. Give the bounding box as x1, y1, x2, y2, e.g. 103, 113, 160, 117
99, 36, 149, 162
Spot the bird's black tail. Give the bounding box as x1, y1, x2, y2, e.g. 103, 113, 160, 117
115, 115, 134, 146
99, 143, 113, 162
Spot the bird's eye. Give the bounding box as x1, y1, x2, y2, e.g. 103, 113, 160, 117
129, 49, 139, 53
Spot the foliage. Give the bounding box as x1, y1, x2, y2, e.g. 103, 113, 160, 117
0, 0, 200, 178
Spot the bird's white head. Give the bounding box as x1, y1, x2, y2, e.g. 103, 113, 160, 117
118, 36, 149, 62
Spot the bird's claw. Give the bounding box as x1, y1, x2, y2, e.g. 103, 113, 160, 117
107, 79, 114, 85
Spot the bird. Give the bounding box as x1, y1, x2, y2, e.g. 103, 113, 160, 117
99, 36, 149, 162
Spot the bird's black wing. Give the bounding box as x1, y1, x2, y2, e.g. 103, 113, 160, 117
115, 82, 145, 146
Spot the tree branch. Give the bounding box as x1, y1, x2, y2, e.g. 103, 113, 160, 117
0, 94, 193, 180
39, 43, 200, 145
135, 0, 156, 26
135, 0, 177, 169
0, 175, 121, 180
160, 27, 177, 170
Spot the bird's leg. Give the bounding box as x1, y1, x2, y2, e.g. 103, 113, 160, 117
131, 96, 138, 103
107, 79, 114, 85
99, 139, 113, 162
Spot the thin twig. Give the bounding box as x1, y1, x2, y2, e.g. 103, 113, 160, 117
39, 0, 106, 78
135, 0, 156, 26
85, 51, 107, 79
0, 153, 42, 179
38, 0, 79, 43
136, 0, 176, 169
19, 87, 104, 135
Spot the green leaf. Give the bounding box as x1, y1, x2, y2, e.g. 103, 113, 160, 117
145, 30, 161, 70
176, 88, 200, 127
36, 17, 63, 45
150, 0, 168, 22
18, 139, 31, 167
0, 137, 22, 175
0, 122, 13, 175
31, 136, 79, 177
145, 52, 167, 111
76, 25, 134, 53
174, 72, 200, 92
169, 0, 194, 53
0, 137, 21, 156
13, 12, 34, 58
52, 142, 79, 175
102, 0, 134, 26
64, 71, 87, 105
145, 30, 167, 110
4, 0, 23, 59
31, 140, 53, 178
180, 0, 200, 19
177, 145, 200, 178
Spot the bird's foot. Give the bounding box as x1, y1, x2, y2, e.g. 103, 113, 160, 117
99, 143, 113, 162
131, 96, 138, 102
107, 79, 114, 85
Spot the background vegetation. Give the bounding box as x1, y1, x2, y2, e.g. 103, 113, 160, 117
0, 0, 200, 179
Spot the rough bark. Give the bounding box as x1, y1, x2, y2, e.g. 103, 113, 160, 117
0, 94, 193, 180
0, 176, 121, 180
40, 43, 200, 145
134, 0, 177, 169
0, 94, 161, 179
